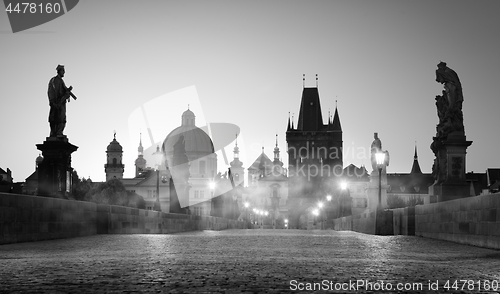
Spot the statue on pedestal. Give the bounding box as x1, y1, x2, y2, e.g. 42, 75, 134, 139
429, 62, 472, 200
47, 65, 77, 137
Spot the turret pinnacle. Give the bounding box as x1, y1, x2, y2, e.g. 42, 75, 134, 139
138, 133, 144, 156
287, 112, 291, 131
332, 106, 342, 131
410, 144, 422, 174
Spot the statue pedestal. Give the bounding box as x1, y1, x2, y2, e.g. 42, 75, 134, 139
36, 136, 78, 198
429, 133, 472, 202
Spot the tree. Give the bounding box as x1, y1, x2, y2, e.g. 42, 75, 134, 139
87, 179, 146, 209
71, 170, 95, 201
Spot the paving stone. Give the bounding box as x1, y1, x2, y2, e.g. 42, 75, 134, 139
0, 230, 499, 293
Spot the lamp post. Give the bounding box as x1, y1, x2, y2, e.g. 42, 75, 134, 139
209, 180, 216, 216
325, 194, 333, 221
375, 152, 386, 210
312, 208, 319, 227
340, 181, 348, 217
152, 145, 163, 212
244, 201, 249, 223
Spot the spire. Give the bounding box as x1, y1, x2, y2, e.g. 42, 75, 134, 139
414, 142, 418, 160
303, 74, 305, 88
331, 105, 342, 131
230, 134, 243, 168
138, 133, 144, 156
316, 74, 318, 87
233, 134, 240, 159
291, 113, 294, 129
410, 143, 422, 174
274, 134, 280, 162
287, 112, 291, 131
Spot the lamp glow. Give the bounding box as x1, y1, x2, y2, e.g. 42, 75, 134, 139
209, 181, 216, 190
376, 152, 386, 165
340, 181, 348, 190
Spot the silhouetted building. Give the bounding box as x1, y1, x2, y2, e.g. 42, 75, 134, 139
104, 134, 125, 181
162, 108, 217, 215
386, 146, 434, 207
24, 154, 43, 195
245, 136, 288, 228
341, 164, 369, 216
286, 82, 343, 228
0, 167, 14, 193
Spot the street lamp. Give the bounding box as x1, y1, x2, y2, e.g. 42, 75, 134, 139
209, 180, 216, 216
375, 152, 386, 209
326, 195, 332, 202
152, 145, 163, 212
244, 202, 249, 224
312, 208, 319, 227
339, 181, 348, 217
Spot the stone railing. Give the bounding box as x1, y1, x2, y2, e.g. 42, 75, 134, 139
0, 192, 247, 245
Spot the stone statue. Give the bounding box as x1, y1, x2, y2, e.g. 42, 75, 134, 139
47, 65, 77, 137
434, 62, 464, 140
370, 132, 389, 172
370, 132, 382, 153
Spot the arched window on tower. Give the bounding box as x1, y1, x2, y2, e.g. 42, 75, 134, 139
113, 158, 117, 165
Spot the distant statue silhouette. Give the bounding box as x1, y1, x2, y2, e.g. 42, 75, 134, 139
47, 65, 77, 137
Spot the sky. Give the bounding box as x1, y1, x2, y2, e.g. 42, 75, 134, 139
1, 0, 499, 183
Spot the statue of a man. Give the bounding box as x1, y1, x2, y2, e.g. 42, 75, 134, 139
47, 65, 76, 137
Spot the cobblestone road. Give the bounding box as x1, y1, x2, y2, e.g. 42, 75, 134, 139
1, 230, 499, 293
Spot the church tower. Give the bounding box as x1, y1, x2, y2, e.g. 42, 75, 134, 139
229, 135, 244, 186
105, 133, 125, 181
286, 76, 343, 228
134, 134, 147, 177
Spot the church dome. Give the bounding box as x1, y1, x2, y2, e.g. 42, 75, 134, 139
163, 125, 215, 155
36, 154, 43, 164
162, 109, 214, 164
107, 137, 123, 152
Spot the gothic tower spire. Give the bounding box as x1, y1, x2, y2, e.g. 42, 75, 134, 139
135, 133, 147, 177
410, 143, 422, 174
